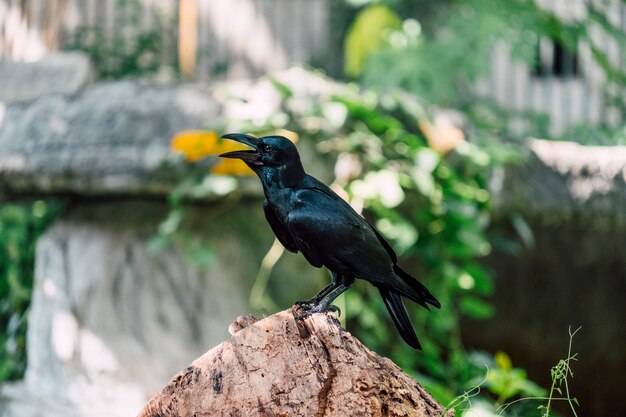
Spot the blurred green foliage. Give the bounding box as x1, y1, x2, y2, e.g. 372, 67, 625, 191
335, 1, 593, 413
344, 4, 402, 77
63, 0, 171, 79
346, 0, 626, 145
559, 123, 626, 146
0, 200, 63, 382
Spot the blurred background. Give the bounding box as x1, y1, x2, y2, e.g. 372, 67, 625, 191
0, 0, 625, 416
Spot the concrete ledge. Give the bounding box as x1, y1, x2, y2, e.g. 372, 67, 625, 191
0, 53, 92, 102
0, 68, 337, 198
490, 139, 626, 227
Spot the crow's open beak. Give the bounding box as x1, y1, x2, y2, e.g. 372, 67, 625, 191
219, 133, 261, 163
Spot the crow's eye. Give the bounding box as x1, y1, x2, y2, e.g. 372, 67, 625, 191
261, 143, 272, 152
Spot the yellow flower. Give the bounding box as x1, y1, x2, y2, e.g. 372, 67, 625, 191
170, 129, 300, 175
275, 129, 299, 144
171, 130, 218, 162
170, 130, 252, 175
210, 158, 253, 176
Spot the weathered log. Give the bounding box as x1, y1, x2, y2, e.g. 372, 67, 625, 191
138, 308, 447, 417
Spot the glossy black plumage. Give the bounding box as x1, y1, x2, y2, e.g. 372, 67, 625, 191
220, 133, 440, 349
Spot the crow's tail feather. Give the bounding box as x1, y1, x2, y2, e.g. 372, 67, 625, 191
378, 287, 422, 350
393, 265, 441, 310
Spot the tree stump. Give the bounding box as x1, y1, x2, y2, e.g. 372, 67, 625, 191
137, 308, 447, 417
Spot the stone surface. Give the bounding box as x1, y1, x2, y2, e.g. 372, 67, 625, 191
0, 67, 337, 197
490, 138, 626, 227
138, 309, 447, 417
0, 53, 92, 102
0, 81, 222, 195
0, 200, 322, 417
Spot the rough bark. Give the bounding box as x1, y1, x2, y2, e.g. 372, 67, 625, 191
138, 309, 447, 417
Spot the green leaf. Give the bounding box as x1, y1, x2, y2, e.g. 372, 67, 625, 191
511, 214, 535, 248
333, 96, 403, 134
465, 263, 494, 295
344, 4, 402, 77
460, 296, 494, 320
495, 351, 512, 371
269, 78, 293, 99
375, 217, 418, 253
187, 243, 216, 267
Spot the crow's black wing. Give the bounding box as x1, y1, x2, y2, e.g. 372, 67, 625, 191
285, 188, 397, 284
302, 176, 398, 263
263, 199, 299, 253
301, 177, 439, 309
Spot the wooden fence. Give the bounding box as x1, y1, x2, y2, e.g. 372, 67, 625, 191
1, 0, 341, 80
1, 0, 624, 135
477, 0, 625, 135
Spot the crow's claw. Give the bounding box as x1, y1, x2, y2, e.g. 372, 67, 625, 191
294, 303, 339, 320
295, 299, 316, 308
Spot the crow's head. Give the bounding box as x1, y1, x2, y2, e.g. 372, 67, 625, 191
220, 133, 305, 187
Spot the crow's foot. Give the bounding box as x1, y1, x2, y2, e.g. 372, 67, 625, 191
294, 299, 316, 308
294, 304, 339, 320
